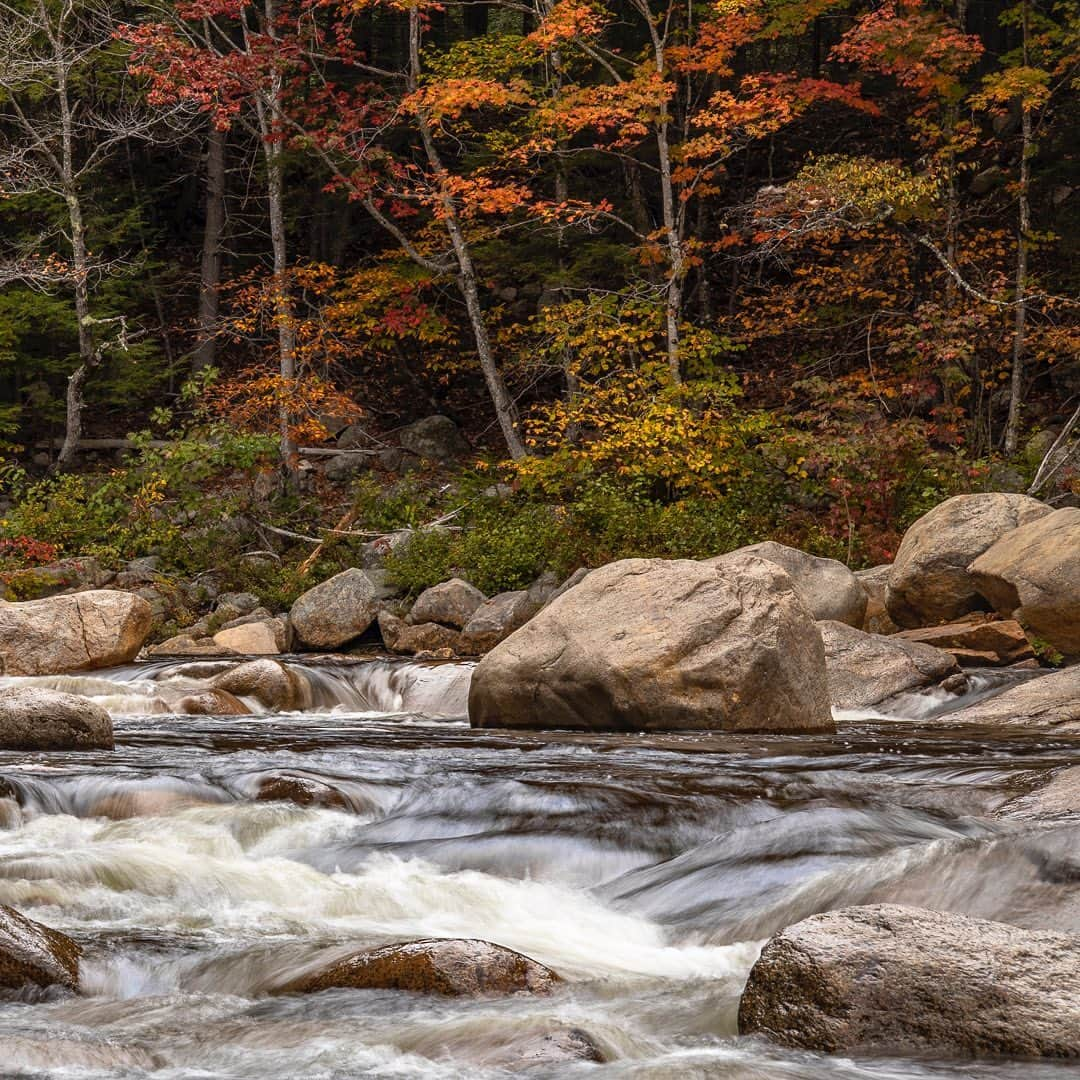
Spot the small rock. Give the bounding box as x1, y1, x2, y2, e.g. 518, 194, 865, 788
171, 689, 250, 716
409, 578, 485, 629
275, 938, 560, 997
215, 592, 261, 617
0, 905, 81, 992
459, 590, 539, 654
255, 774, 351, 810
378, 611, 462, 655
212, 618, 287, 655
144, 635, 237, 658
398, 415, 470, 464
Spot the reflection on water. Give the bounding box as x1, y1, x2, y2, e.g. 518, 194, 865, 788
0, 660, 1079, 1077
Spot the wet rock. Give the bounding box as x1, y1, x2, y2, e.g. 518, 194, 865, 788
738, 903, 1080, 1057
886, 493, 1051, 628
0, 904, 81, 992
969, 507, 1080, 658
88, 788, 215, 820
378, 611, 462, 656
408, 577, 485, 629
855, 565, 899, 635
212, 659, 311, 712
289, 568, 395, 649
212, 618, 287, 655
276, 938, 560, 997
0, 687, 113, 750
172, 689, 250, 716
398, 415, 470, 463
470, 555, 832, 733
894, 615, 1034, 666
472, 1026, 606, 1069
0, 798, 23, 830
819, 621, 960, 709
144, 634, 237, 658
1007, 765, 1080, 819
940, 666, 1080, 731
0, 590, 152, 675
255, 774, 351, 810
711, 541, 866, 627
459, 590, 540, 655
3, 1036, 158, 1071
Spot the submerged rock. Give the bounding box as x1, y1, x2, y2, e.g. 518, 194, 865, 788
469, 555, 832, 733
276, 938, 560, 997
712, 541, 866, 627
738, 903, 1080, 1057
0, 590, 152, 675
819, 620, 961, 709
469, 1026, 605, 1069
969, 507, 1080, 658
0, 904, 81, 992
289, 568, 394, 649
0, 687, 113, 750
255, 774, 351, 810
885, 493, 1051, 628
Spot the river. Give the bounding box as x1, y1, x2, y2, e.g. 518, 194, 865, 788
1, 658, 1078, 1078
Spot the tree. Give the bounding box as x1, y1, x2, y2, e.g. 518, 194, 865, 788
0, 0, 176, 469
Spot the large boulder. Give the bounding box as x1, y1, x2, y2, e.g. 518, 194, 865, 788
469, 556, 832, 733
885, 493, 1052, 628
0, 905, 81, 992
738, 904, 1080, 1057
0, 590, 152, 675
398, 415, 471, 463
276, 938, 560, 997
289, 569, 394, 649
409, 578, 485, 629
0, 687, 113, 750
819, 621, 960, 709
968, 508, 1080, 658
940, 666, 1080, 731
459, 590, 540, 655
710, 542, 866, 627
894, 615, 1034, 666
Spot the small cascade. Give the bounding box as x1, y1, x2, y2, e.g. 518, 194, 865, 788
0, 656, 474, 719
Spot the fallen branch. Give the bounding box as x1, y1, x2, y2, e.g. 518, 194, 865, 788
1028, 400, 1080, 496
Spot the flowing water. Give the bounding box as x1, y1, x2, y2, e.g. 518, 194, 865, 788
1, 658, 1079, 1079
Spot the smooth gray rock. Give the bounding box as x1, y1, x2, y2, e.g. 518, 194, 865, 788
289, 569, 395, 649
819, 620, 960, 709
0, 591, 152, 676
710, 541, 866, 626
969, 508, 1080, 657
409, 578, 485, 629
469, 555, 832, 732
398, 415, 470, 463
460, 590, 540, 655
0, 687, 113, 750
739, 904, 1080, 1057
886, 493, 1051, 628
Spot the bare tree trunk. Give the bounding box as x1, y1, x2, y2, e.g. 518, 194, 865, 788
1004, 2, 1032, 458
408, 9, 526, 460
194, 120, 226, 372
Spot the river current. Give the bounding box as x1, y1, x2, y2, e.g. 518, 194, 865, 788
1, 658, 1079, 1078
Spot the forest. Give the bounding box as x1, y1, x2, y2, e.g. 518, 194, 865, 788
0, 0, 1077, 600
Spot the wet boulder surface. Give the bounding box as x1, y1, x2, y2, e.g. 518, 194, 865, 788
0, 905, 81, 993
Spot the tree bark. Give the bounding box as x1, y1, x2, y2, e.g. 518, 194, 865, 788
193, 120, 226, 372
